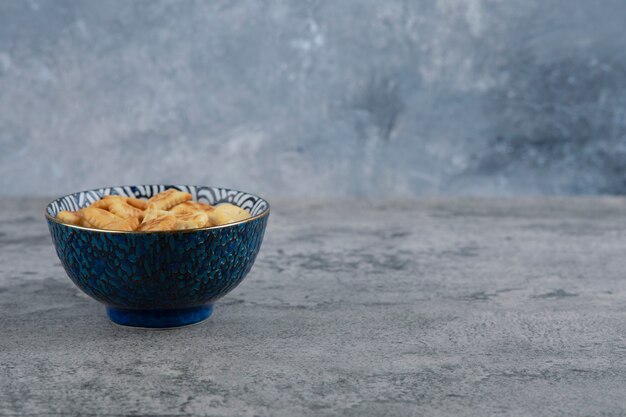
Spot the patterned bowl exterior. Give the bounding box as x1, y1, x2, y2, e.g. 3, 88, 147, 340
46, 185, 269, 311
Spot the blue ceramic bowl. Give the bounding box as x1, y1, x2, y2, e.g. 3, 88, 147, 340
46, 185, 269, 328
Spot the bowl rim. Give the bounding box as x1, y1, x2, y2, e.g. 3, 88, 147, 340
44, 184, 270, 235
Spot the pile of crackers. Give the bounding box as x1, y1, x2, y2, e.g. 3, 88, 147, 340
56, 189, 250, 232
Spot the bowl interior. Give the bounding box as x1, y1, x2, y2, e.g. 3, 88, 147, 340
46, 185, 269, 218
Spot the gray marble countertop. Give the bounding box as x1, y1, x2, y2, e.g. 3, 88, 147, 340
2, 198, 626, 416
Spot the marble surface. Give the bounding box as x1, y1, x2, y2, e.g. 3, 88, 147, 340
1, 197, 626, 416
2, 0, 626, 197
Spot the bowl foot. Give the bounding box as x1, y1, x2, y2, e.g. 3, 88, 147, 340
106, 305, 213, 329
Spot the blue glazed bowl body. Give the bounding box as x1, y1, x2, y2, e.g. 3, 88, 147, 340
46, 185, 269, 328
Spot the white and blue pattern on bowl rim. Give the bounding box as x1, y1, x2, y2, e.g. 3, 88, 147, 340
46, 184, 269, 226
45, 185, 270, 328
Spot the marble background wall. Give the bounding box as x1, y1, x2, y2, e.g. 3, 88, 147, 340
0, 0, 624, 197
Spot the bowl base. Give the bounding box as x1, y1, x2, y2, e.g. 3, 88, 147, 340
106, 305, 213, 329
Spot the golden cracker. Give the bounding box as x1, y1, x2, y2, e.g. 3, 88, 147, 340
170, 201, 215, 215
137, 215, 177, 232
57, 210, 94, 228
141, 204, 171, 224
100, 217, 139, 232
57, 210, 83, 226
81, 207, 123, 230
142, 204, 158, 223
207, 203, 250, 226
169, 202, 197, 216
147, 189, 192, 210
185, 201, 215, 211
90, 199, 111, 209
108, 200, 144, 220
93, 195, 127, 210
173, 211, 209, 230
126, 197, 148, 210
76, 209, 96, 228
80, 219, 95, 228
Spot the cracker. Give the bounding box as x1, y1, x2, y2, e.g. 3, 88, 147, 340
94, 195, 148, 212
141, 204, 171, 224
90, 199, 111, 209
142, 204, 158, 223
89, 195, 123, 209
173, 211, 209, 230
57, 210, 94, 228
170, 201, 215, 215
169, 202, 198, 216
81, 207, 124, 230
109, 200, 144, 220
147, 189, 192, 210
207, 203, 250, 226
126, 197, 148, 210
137, 215, 177, 232
76, 209, 96, 227
57, 210, 83, 226
100, 217, 139, 232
